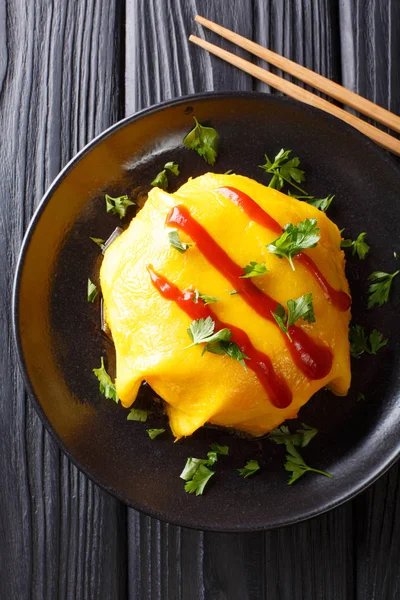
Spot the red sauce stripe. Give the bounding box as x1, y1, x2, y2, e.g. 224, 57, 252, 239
147, 265, 292, 409
166, 205, 332, 380
217, 186, 351, 311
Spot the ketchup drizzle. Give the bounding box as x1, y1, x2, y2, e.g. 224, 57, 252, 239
217, 186, 351, 311
147, 265, 292, 408
166, 205, 332, 380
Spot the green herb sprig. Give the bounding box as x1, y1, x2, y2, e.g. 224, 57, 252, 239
240, 262, 268, 278
187, 317, 249, 367
368, 270, 399, 308
93, 357, 118, 403
105, 194, 135, 219
267, 219, 320, 269
168, 230, 192, 253
238, 460, 260, 479
183, 117, 219, 165
341, 232, 370, 260
151, 162, 180, 190
349, 325, 388, 358
269, 423, 332, 484
87, 278, 98, 303
272, 293, 315, 341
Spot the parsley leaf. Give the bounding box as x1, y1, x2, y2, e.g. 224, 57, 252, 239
269, 423, 318, 448
180, 458, 206, 481
127, 408, 148, 422
164, 161, 180, 176
272, 293, 315, 340
357, 392, 365, 402
287, 293, 315, 327
368, 270, 399, 308
105, 194, 135, 219
184, 464, 215, 495
206, 340, 249, 368
93, 358, 118, 403
229, 290, 239, 295
168, 229, 192, 253
90, 237, 105, 250
288, 191, 334, 212
238, 460, 260, 478
206, 451, 218, 466
240, 261, 269, 278
151, 170, 168, 190
267, 219, 320, 269
349, 324, 388, 358
87, 278, 98, 303
187, 317, 248, 367
210, 442, 229, 456
146, 428, 165, 439
187, 317, 230, 346
151, 162, 180, 190
341, 232, 370, 260
284, 441, 333, 485
193, 289, 220, 305
183, 117, 219, 165
260, 149, 306, 193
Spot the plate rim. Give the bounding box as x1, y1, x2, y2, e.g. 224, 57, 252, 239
12, 90, 400, 532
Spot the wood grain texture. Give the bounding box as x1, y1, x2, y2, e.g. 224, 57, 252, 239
338, 4, 400, 599
0, 1, 126, 598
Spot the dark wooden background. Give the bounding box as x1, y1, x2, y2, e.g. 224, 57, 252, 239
1, 1, 400, 598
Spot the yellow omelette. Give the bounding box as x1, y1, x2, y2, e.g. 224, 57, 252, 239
100, 173, 351, 439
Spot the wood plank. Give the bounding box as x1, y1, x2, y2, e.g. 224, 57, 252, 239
0, 1, 126, 598
339, 3, 400, 598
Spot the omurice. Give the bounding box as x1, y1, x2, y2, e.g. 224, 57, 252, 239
100, 173, 351, 439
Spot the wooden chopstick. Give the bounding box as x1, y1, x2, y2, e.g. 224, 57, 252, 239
194, 15, 400, 135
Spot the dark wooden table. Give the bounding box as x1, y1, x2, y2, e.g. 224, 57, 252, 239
1, 1, 400, 598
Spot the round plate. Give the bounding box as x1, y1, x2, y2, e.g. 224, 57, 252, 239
13, 92, 400, 532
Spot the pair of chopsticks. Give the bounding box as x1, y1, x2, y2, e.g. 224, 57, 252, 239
190, 15, 400, 157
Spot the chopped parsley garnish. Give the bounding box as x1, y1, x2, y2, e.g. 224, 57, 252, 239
187, 317, 249, 367
206, 341, 249, 369
288, 190, 334, 212
127, 408, 148, 422
357, 392, 365, 402
284, 441, 333, 485
87, 278, 98, 303
229, 290, 239, 295
183, 464, 215, 495
168, 229, 192, 253
349, 324, 388, 358
341, 232, 370, 260
105, 194, 135, 219
193, 289, 220, 304
267, 219, 320, 269
260, 149, 306, 193
146, 428, 165, 439
151, 162, 180, 190
269, 423, 318, 448
93, 357, 118, 403
269, 423, 332, 484
368, 270, 399, 308
187, 316, 231, 347
238, 459, 260, 478
180, 457, 206, 481
240, 262, 268, 278
210, 442, 229, 456
272, 293, 315, 341
180, 443, 229, 496
90, 237, 105, 250
183, 117, 219, 166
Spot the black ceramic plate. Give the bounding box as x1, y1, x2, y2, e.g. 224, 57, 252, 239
13, 92, 400, 532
